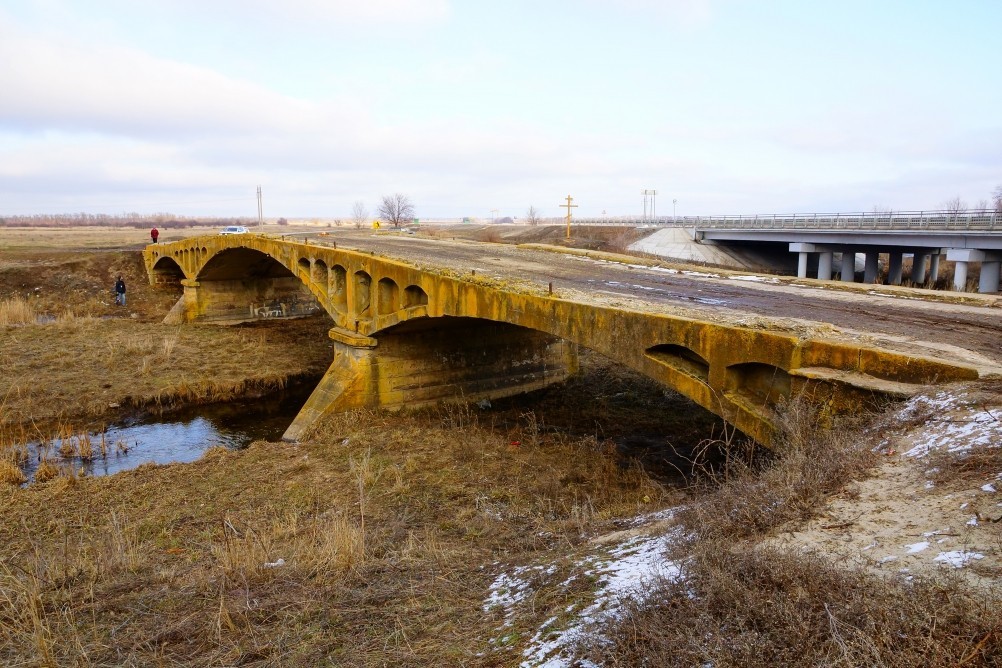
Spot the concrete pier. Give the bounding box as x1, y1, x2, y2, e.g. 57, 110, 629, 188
887, 252, 903, 285
911, 252, 928, 284
817, 252, 833, 280
840, 252, 855, 282
948, 249, 1002, 293
864, 252, 879, 283
930, 254, 941, 282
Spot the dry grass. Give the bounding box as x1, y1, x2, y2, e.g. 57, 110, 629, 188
583, 396, 1002, 666
589, 545, 1001, 667
0, 316, 332, 429
0, 297, 37, 326
926, 441, 1002, 486
481, 228, 504, 243
0, 458, 27, 486
0, 402, 672, 666
675, 396, 877, 541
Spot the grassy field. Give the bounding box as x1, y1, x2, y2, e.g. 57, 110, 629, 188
0, 316, 333, 429
1, 230, 999, 666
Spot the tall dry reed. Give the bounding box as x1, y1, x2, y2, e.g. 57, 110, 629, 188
0, 297, 37, 326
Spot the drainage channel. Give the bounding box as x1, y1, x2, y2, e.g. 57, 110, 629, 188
17, 381, 316, 483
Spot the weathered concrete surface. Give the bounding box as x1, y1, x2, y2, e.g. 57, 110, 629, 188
145, 235, 983, 446
284, 320, 578, 441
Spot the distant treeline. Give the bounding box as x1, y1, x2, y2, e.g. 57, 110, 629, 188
0, 213, 256, 229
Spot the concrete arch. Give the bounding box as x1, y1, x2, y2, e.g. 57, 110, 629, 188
377, 278, 400, 315
645, 344, 710, 384
151, 255, 185, 289
404, 285, 429, 308
724, 362, 791, 412
332, 265, 348, 312
353, 270, 372, 317
312, 259, 329, 288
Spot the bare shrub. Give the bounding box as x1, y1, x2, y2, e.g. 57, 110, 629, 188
677, 395, 877, 543
926, 441, 1002, 486
478, 228, 502, 243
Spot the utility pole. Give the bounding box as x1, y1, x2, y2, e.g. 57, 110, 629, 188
256, 186, 264, 231
561, 195, 577, 239
490, 208, 499, 224
641, 189, 657, 222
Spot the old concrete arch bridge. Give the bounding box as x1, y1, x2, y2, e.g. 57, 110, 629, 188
144, 235, 979, 447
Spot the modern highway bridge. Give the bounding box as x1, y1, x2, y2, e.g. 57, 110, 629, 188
573, 210, 1002, 293
143, 234, 991, 447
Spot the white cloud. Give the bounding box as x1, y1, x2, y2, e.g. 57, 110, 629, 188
117, 0, 451, 27
0, 19, 346, 137
585, 0, 712, 25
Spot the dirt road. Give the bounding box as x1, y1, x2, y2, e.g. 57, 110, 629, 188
313, 229, 1002, 374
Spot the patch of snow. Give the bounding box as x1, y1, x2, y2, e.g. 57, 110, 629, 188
879, 555, 899, 564
934, 551, 985, 568
484, 565, 557, 629
967, 517, 979, 526
906, 542, 929, 554
897, 392, 1002, 458
982, 483, 997, 493
518, 532, 682, 667
625, 508, 676, 527
923, 529, 951, 537
924, 481, 935, 489
730, 275, 781, 283
485, 527, 683, 668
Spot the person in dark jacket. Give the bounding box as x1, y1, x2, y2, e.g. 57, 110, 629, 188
151, 227, 159, 243
114, 276, 126, 306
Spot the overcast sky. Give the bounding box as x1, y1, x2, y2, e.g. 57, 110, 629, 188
2, 0, 1000, 219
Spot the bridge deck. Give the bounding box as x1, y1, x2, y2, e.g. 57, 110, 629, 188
311, 230, 1002, 374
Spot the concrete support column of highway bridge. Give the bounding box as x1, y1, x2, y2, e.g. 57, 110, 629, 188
887, 252, 904, 285
791, 242, 815, 278
947, 249, 1002, 293
910, 252, 928, 285
929, 253, 941, 283
985, 261, 1002, 293
840, 252, 856, 282
817, 252, 834, 281
864, 252, 880, 284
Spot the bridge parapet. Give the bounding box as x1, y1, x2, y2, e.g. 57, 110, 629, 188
573, 209, 1002, 231
144, 235, 982, 446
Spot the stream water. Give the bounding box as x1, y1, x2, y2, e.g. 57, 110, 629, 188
20, 381, 316, 483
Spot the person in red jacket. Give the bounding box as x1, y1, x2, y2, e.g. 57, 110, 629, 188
150, 227, 159, 244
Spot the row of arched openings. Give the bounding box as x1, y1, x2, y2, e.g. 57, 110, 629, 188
297, 256, 428, 318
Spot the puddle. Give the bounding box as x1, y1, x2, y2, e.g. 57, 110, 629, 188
17, 381, 316, 483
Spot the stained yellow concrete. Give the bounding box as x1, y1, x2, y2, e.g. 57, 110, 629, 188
145, 235, 981, 445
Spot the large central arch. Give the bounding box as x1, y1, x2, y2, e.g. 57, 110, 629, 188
144, 235, 980, 446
